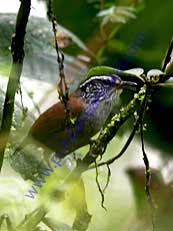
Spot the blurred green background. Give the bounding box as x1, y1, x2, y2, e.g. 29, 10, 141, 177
0, 0, 173, 230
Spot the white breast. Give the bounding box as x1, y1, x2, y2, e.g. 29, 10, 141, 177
87, 90, 122, 131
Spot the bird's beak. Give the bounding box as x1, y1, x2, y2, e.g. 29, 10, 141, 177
120, 80, 138, 91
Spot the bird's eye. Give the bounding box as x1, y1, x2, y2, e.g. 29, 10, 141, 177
105, 74, 122, 87
115, 78, 121, 87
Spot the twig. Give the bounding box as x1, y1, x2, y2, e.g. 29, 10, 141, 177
139, 90, 155, 230
88, 87, 146, 169
94, 162, 111, 210
94, 160, 107, 210
103, 164, 111, 193
0, 0, 31, 172
63, 86, 146, 186
91, 122, 137, 169
90, 85, 155, 229
133, 86, 155, 230
141, 124, 155, 231
47, 0, 71, 125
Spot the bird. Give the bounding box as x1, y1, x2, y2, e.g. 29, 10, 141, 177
13, 67, 142, 163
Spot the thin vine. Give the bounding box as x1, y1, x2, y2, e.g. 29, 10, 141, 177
47, 0, 71, 126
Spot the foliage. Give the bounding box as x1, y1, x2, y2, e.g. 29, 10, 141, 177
0, 0, 173, 230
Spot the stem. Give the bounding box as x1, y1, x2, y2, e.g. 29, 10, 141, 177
47, 0, 71, 125
139, 89, 155, 230
0, 0, 31, 172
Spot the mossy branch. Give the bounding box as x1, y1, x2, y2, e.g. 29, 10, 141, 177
63, 86, 146, 185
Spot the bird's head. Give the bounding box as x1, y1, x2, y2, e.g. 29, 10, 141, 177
79, 74, 137, 105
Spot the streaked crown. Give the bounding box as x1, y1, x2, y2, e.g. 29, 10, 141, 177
79, 74, 122, 104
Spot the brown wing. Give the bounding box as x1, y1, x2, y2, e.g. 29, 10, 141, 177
29, 91, 86, 150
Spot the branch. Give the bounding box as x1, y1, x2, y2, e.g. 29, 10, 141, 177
47, 0, 71, 125
92, 85, 148, 169
0, 0, 31, 172
62, 86, 146, 185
